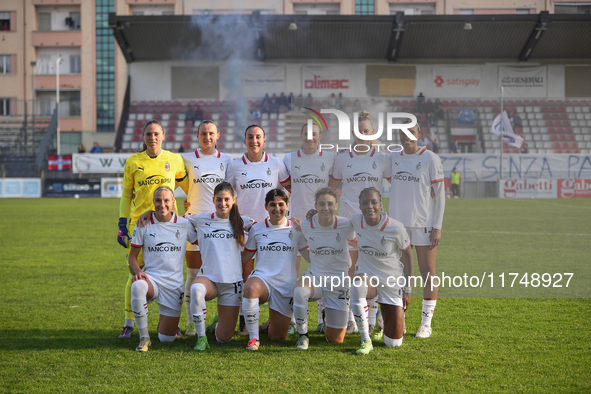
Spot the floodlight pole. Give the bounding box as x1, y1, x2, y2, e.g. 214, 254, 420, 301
56, 55, 63, 155
499, 86, 504, 181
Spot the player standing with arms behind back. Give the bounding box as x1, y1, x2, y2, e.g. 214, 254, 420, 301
181, 120, 232, 335
386, 119, 445, 338
116, 120, 187, 339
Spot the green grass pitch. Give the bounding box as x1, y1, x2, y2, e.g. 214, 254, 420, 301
0, 197, 590, 393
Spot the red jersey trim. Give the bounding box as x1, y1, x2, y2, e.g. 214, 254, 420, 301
369, 146, 376, 157
419, 147, 427, 155
310, 218, 315, 229
401, 244, 411, 251
348, 150, 354, 158
242, 155, 248, 165
431, 178, 444, 183
244, 247, 257, 252
280, 175, 291, 184
265, 218, 270, 228
333, 216, 338, 229
131, 243, 143, 248
216, 151, 220, 158
329, 174, 341, 181
264, 153, 268, 162
195, 150, 201, 159
360, 216, 365, 229
380, 217, 389, 231
298, 246, 310, 252
211, 212, 215, 219
297, 149, 302, 158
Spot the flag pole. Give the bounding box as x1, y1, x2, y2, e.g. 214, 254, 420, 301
499, 86, 504, 180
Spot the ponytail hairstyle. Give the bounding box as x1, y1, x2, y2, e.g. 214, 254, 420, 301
213, 182, 245, 246
197, 119, 219, 149
358, 186, 382, 203
140, 119, 165, 153
244, 124, 265, 139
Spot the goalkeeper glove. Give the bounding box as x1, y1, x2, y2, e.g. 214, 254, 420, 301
117, 217, 131, 248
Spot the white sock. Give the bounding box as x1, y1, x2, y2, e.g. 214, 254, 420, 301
421, 299, 437, 327
317, 298, 324, 325
291, 313, 296, 325
348, 307, 355, 323
351, 280, 370, 342
190, 283, 207, 337
367, 298, 378, 326
184, 268, 199, 328
158, 333, 176, 343
125, 318, 135, 328
384, 334, 403, 347
242, 297, 260, 340
130, 280, 149, 339
293, 287, 311, 335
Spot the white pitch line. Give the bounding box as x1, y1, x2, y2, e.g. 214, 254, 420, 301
447, 230, 591, 237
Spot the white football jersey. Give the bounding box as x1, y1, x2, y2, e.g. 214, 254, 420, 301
182, 149, 232, 216
131, 212, 198, 290
283, 148, 335, 220
225, 153, 290, 223
330, 146, 390, 217
300, 215, 356, 278
244, 218, 308, 297
351, 212, 410, 280
187, 212, 256, 283
386, 146, 444, 228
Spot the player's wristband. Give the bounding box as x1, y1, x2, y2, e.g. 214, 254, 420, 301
402, 287, 412, 295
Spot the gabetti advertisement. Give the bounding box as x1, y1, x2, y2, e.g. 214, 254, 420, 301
500, 179, 591, 198
432, 65, 481, 97
557, 179, 591, 198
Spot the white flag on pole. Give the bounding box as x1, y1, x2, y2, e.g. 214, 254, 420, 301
491, 110, 524, 148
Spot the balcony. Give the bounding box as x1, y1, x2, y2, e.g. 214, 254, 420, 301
34, 74, 82, 90
32, 31, 81, 47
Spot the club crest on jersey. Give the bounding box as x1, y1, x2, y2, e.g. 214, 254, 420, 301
372, 162, 377, 170
289, 231, 293, 239
381, 236, 386, 246
416, 162, 421, 170
220, 163, 224, 171
165, 162, 170, 171
336, 233, 341, 243
267, 168, 271, 176
176, 230, 180, 239
321, 163, 325, 172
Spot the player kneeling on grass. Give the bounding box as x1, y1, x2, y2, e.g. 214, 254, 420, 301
186, 182, 255, 351
293, 188, 357, 350
241, 189, 309, 351
351, 187, 414, 354
128, 186, 198, 352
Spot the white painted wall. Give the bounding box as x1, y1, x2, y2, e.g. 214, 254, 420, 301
547, 65, 565, 98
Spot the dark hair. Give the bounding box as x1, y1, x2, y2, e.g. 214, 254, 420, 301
265, 188, 289, 206
140, 119, 165, 152
403, 117, 421, 135
197, 119, 218, 132
358, 187, 382, 203
213, 182, 245, 246
306, 188, 339, 220
244, 124, 265, 139
314, 187, 338, 204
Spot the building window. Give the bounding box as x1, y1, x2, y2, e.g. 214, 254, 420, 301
0, 12, 10, 31
0, 55, 11, 74
293, 3, 340, 15
0, 98, 10, 116
555, 4, 591, 14
66, 12, 81, 30
355, 0, 374, 15
38, 12, 51, 31
60, 91, 81, 117
96, 0, 115, 131
459, 9, 474, 15
516, 8, 531, 14
70, 55, 81, 74
389, 3, 436, 15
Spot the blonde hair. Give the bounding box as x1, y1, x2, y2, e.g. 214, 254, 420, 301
153, 186, 175, 200
358, 111, 372, 127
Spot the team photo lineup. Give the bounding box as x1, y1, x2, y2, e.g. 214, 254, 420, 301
117, 114, 444, 354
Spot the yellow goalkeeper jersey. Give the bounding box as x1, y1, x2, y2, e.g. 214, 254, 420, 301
122, 150, 187, 223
